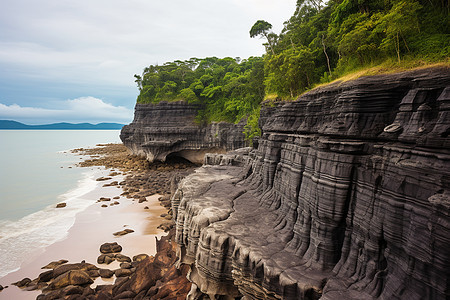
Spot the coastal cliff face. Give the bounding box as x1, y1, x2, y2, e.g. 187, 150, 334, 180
120, 101, 247, 164
171, 67, 450, 300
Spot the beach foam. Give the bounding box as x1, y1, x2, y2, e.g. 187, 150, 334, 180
0, 169, 101, 278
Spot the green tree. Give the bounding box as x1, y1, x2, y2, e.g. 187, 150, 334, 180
250, 20, 276, 55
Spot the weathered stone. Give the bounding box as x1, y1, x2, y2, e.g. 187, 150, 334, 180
115, 254, 131, 263
98, 268, 114, 278
114, 268, 133, 277
120, 262, 132, 269
169, 68, 450, 300
41, 259, 68, 269
120, 100, 248, 164
37, 270, 54, 283
112, 229, 134, 236
97, 254, 115, 264
47, 270, 93, 290
12, 278, 31, 288
132, 254, 149, 262
100, 242, 122, 254
55, 202, 66, 208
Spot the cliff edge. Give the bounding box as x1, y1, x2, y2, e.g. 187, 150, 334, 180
120, 101, 248, 164
171, 67, 450, 300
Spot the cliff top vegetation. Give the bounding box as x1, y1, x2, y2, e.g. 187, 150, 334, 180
134, 0, 449, 140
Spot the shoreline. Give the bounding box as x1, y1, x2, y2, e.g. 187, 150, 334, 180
0, 143, 195, 299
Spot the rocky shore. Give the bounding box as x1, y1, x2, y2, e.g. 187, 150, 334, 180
1, 143, 196, 300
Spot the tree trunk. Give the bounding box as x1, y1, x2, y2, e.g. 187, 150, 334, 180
322, 34, 332, 77
264, 33, 275, 55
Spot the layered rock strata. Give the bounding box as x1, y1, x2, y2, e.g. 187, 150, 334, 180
120, 101, 248, 164
171, 67, 450, 300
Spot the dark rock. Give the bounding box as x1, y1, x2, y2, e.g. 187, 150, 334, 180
12, 277, 31, 288
115, 254, 131, 263
52, 262, 98, 278
132, 254, 149, 262
100, 242, 122, 254
114, 268, 133, 277
96, 177, 112, 181
112, 229, 134, 236
119, 262, 132, 269
170, 68, 450, 300
55, 203, 66, 208
97, 254, 115, 264
37, 270, 54, 282
88, 269, 100, 278
62, 284, 84, 295
47, 270, 93, 290
0, 285, 3, 291
98, 268, 114, 278
120, 100, 248, 164
113, 290, 136, 299
41, 259, 68, 269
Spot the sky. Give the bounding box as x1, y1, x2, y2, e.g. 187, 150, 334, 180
0, 0, 296, 125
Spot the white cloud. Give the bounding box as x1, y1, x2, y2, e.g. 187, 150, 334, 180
0, 97, 133, 125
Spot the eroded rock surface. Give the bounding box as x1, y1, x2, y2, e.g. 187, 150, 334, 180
120, 101, 248, 164
172, 67, 450, 300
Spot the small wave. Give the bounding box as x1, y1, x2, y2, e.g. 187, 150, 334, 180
0, 169, 102, 278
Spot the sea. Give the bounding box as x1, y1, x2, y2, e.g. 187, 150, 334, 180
0, 130, 122, 279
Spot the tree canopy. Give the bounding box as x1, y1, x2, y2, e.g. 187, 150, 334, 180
135, 0, 449, 141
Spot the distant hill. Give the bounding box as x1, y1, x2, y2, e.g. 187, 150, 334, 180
0, 120, 124, 130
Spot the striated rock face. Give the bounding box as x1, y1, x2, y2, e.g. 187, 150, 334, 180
172, 67, 450, 300
120, 101, 248, 164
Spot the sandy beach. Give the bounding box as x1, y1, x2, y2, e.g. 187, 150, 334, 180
0, 144, 195, 299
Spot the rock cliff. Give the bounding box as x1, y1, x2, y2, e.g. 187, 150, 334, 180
171, 67, 450, 300
120, 101, 248, 164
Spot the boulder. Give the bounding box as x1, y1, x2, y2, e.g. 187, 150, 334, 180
47, 270, 93, 290
100, 242, 122, 254
41, 259, 68, 269
98, 269, 114, 278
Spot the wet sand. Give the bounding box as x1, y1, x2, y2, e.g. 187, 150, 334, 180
0, 171, 167, 300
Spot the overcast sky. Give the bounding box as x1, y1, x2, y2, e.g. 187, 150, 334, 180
0, 0, 296, 124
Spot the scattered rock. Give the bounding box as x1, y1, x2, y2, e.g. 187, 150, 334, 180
37, 270, 54, 283
0, 285, 3, 291
41, 259, 68, 269
132, 254, 149, 262
157, 221, 174, 232
100, 242, 122, 254
113, 201, 120, 205
113, 196, 120, 199
87, 269, 100, 278
101, 204, 108, 208
144, 206, 149, 209
96, 177, 112, 181
98, 268, 114, 278
99, 197, 111, 202
113, 229, 134, 236
55, 203, 66, 208
114, 268, 133, 277
120, 262, 132, 269
47, 270, 93, 290
12, 278, 31, 288
115, 254, 131, 263
97, 254, 115, 265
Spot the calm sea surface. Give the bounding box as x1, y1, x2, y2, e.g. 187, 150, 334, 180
0, 130, 121, 278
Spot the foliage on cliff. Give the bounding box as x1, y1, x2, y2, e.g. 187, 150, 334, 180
262, 0, 449, 97
134, 57, 265, 127
134, 0, 448, 140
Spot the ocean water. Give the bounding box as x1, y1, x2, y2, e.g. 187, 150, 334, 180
0, 130, 122, 278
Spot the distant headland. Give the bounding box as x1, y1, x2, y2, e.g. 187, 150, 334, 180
0, 120, 124, 130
